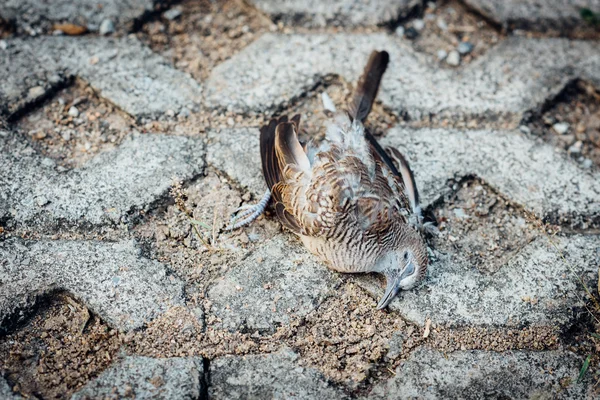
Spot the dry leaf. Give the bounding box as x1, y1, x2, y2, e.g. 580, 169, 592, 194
423, 318, 431, 338
53, 23, 88, 36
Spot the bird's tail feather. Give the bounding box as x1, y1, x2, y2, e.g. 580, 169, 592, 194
349, 50, 390, 122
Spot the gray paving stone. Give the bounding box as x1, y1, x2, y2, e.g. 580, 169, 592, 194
360, 235, 599, 326
71, 355, 203, 400
0, 238, 184, 332
0, 377, 22, 400
206, 34, 600, 125
463, 0, 600, 30
368, 348, 588, 399
206, 127, 267, 195
381, 127, 600, 228
249, 0, 420, 27
210, 348, 347, 399
0, 131, 204, 229
0, 36, 202, 119
207, 235, 338, 333
0, 0, 161, 35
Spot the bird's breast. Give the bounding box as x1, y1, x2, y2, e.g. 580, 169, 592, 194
300, 232, 381, 273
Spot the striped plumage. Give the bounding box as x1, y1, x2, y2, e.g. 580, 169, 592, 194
259, 51, 429, 309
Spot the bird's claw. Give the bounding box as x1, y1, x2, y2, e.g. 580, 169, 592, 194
225, 190, 271, 231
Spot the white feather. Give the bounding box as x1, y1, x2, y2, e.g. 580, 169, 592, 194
321, 92, 337, 113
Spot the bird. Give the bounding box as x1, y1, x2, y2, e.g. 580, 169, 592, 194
228, 50, 430, 309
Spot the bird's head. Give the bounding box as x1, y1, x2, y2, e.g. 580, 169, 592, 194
374, 231, 428, 310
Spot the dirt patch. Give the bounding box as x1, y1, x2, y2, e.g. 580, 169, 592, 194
0, 294, 121, 400
399, 0, 503, 67
528, 80, 600, 169
137, 0, 273, 82
15, 81, 134, 168
279, 75, 398, 144
433, 178, 540, 273
133, 171, 282, 302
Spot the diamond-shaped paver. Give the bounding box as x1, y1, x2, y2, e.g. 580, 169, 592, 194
0, 131, 204, 229
368, 348, 587, 399
463, 0, 600, 31
207, 235, 338, 333
0, 36, 202, 119
359, 234, 599, 326
0, 238, 184, 332
206, 34, 600, 126
249, 0, 420, 27
71, 356, 204, 400
0, 377, 22, 400
210, 348, 347, 399
381, 127, 600, 229
1, 0, 163, 34
206, 127, 267, 195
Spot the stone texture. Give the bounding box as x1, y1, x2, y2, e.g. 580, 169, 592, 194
360, 235, 599, 326
206, 127, 267, 194
0, 131, 204, 229
71, 356, 204, 400
0, 377, 22, 399
0, 0, 161, 34
0, 238, 184, 332
250, 0, 420, 27
464, 0, 600, 30
206, 34, 600, 125
381, 127, 600, 228
0, 36, 202, 119
368, 348, 588, 399
207, 235, 338, 332
210, 348, 347, 399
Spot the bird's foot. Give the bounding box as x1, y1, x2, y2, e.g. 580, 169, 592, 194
225, 190, 271, 231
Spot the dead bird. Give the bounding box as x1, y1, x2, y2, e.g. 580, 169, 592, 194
228, 50, 431, 309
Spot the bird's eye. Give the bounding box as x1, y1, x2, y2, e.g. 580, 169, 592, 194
403, 251, 409, 261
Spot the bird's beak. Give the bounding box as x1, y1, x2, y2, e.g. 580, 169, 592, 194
376, 262, 414, 310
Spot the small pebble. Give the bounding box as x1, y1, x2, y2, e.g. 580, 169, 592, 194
165, 109, 175, 117
227, 117, 235, 126
404, 27, 419, 40
412, 19, 425, 31
582, 159, 593, 169
68, 106, 80, 117
163, 8, 182, 20
395, 26, 405, 37
568, 140, 583, 155
457, 42, 474, 55
446, 50, 460, 66
28, 86, 45, 99
436, 49, 448, 61
99, 19, 115, 35
436, 18, 448, 31
0, 40, 7, 50
552, 122, 569, 135
36, 196, 49, 207
519, 125, 531, 134
61, 131, 71, 141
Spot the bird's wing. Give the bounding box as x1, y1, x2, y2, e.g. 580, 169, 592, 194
383, 146, 420, 215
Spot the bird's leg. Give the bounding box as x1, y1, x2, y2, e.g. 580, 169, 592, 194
225, 189, 271, 231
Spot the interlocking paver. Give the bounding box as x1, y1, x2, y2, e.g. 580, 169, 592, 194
207, 235, 338, 332
0, 131, 204, 229
210, 348, 347, 399
463, 0, 600, 30
1, 0, 162, 35
206, 34, 600, 125
0, 377, 22, 399
206, 127, 267, 195
71, 356, 204, 399
368, 348, 587, 399
359, 235, 599, 326
0, 238, 184, 332
381, 127, 600, 228
0, 36, 202, 119
249, 0, 420, 27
